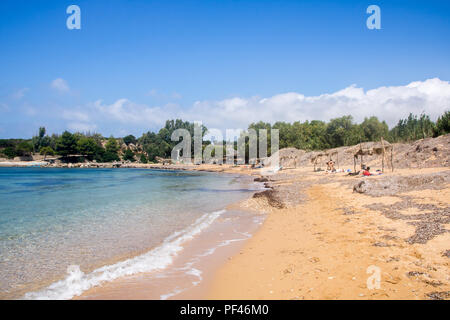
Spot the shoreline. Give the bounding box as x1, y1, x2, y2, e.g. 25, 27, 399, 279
0, 166, 262, 300
74, 172, 265, 300
2, 146, 449, 300
9, 167, 265, 300
77, 207, 265, 300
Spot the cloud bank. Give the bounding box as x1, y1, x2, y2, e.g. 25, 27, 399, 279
62, 78, 450, 135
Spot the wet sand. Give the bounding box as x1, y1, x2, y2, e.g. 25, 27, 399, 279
76, 170, 265, 300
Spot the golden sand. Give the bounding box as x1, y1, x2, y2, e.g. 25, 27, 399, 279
207, 167, 450, 300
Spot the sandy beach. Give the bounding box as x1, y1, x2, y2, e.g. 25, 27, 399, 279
74, 163, 449, 300
208, 166, 450, 300
2, 135, 449, 300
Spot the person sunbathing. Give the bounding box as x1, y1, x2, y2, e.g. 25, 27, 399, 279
326, 160, 336, 172
362, 166, 372, 176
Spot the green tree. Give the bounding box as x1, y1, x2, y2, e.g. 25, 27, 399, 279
123, 135, 137, 145
308, 120, 330, 150
15, 141, 33, 157
434, 110, 450, 136
326, 116, 359, 147
77, 137, 97, 160
123, 148, 136, 162
360, 116, 389, 142
140, 153, 148, 163
39, 146, 55, 159
103, 137, 120, 162
389, 113, 436, 142
31, 127, 52, 152
56, 131, 78, 157
32, 127, 45, 152
1, 147, 16, 159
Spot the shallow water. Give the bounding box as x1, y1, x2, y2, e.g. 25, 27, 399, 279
0, 167, 258, 299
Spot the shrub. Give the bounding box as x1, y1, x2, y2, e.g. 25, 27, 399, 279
140, 153, 148, 163
77, 137, 97, 160
39, 146, 55, 157
15, 141, 33, 157
56, 131, 78, 157
1, 147, 16, 159
123, 135, 137, 145
123, 148, 136, 162
434, 111, 450, 136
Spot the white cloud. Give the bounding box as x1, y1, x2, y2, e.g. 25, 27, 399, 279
67, 122, 97, 132
92, 98, 175, 126
12, 88, 29, 100
70, 78, 450, 135
146, 89, 158, 97
61, 110, 95, 133
62, 110, 90, 122
171, 92, 182, 100
183, 78, 450, 129
51, 78, 70, 93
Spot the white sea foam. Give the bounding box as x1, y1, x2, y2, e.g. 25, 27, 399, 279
185, 267, 202, 286
23, 210, 226, 300
160, 287, 185, 300
158, 232, 252, 300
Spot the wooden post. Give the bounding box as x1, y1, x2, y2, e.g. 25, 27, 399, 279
391, 145, 394, 172
336, 152, 339, 169
380, 137, 387, 173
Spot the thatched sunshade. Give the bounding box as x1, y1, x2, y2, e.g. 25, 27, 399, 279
311, 150, 339, 171
353, 138, 394, 172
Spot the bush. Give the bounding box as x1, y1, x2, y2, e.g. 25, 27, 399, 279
123, 148, 136, 162
15, 141, 33, 157
56, 131, 78, 157
434, 111, 450, 136
140, 153, 148, 163
102, 151, 120, 162
123, 135, 137, 145
77, 137, 97, 160
1, 147, 16, 159
39, 146, 55, 157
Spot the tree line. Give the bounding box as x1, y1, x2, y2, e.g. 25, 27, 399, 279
249, 111, 449, 151
0, 111, 448, 162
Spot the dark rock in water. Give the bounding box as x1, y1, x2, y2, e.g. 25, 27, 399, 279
254, 177, 269, 182
353, 181, 367, 193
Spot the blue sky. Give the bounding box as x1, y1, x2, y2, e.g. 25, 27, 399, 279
1, 0, 449, 138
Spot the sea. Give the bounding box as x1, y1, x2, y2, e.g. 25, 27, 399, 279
0, 167, 262, 299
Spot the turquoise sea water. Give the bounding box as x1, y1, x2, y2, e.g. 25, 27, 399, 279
0, 167, 256, 299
